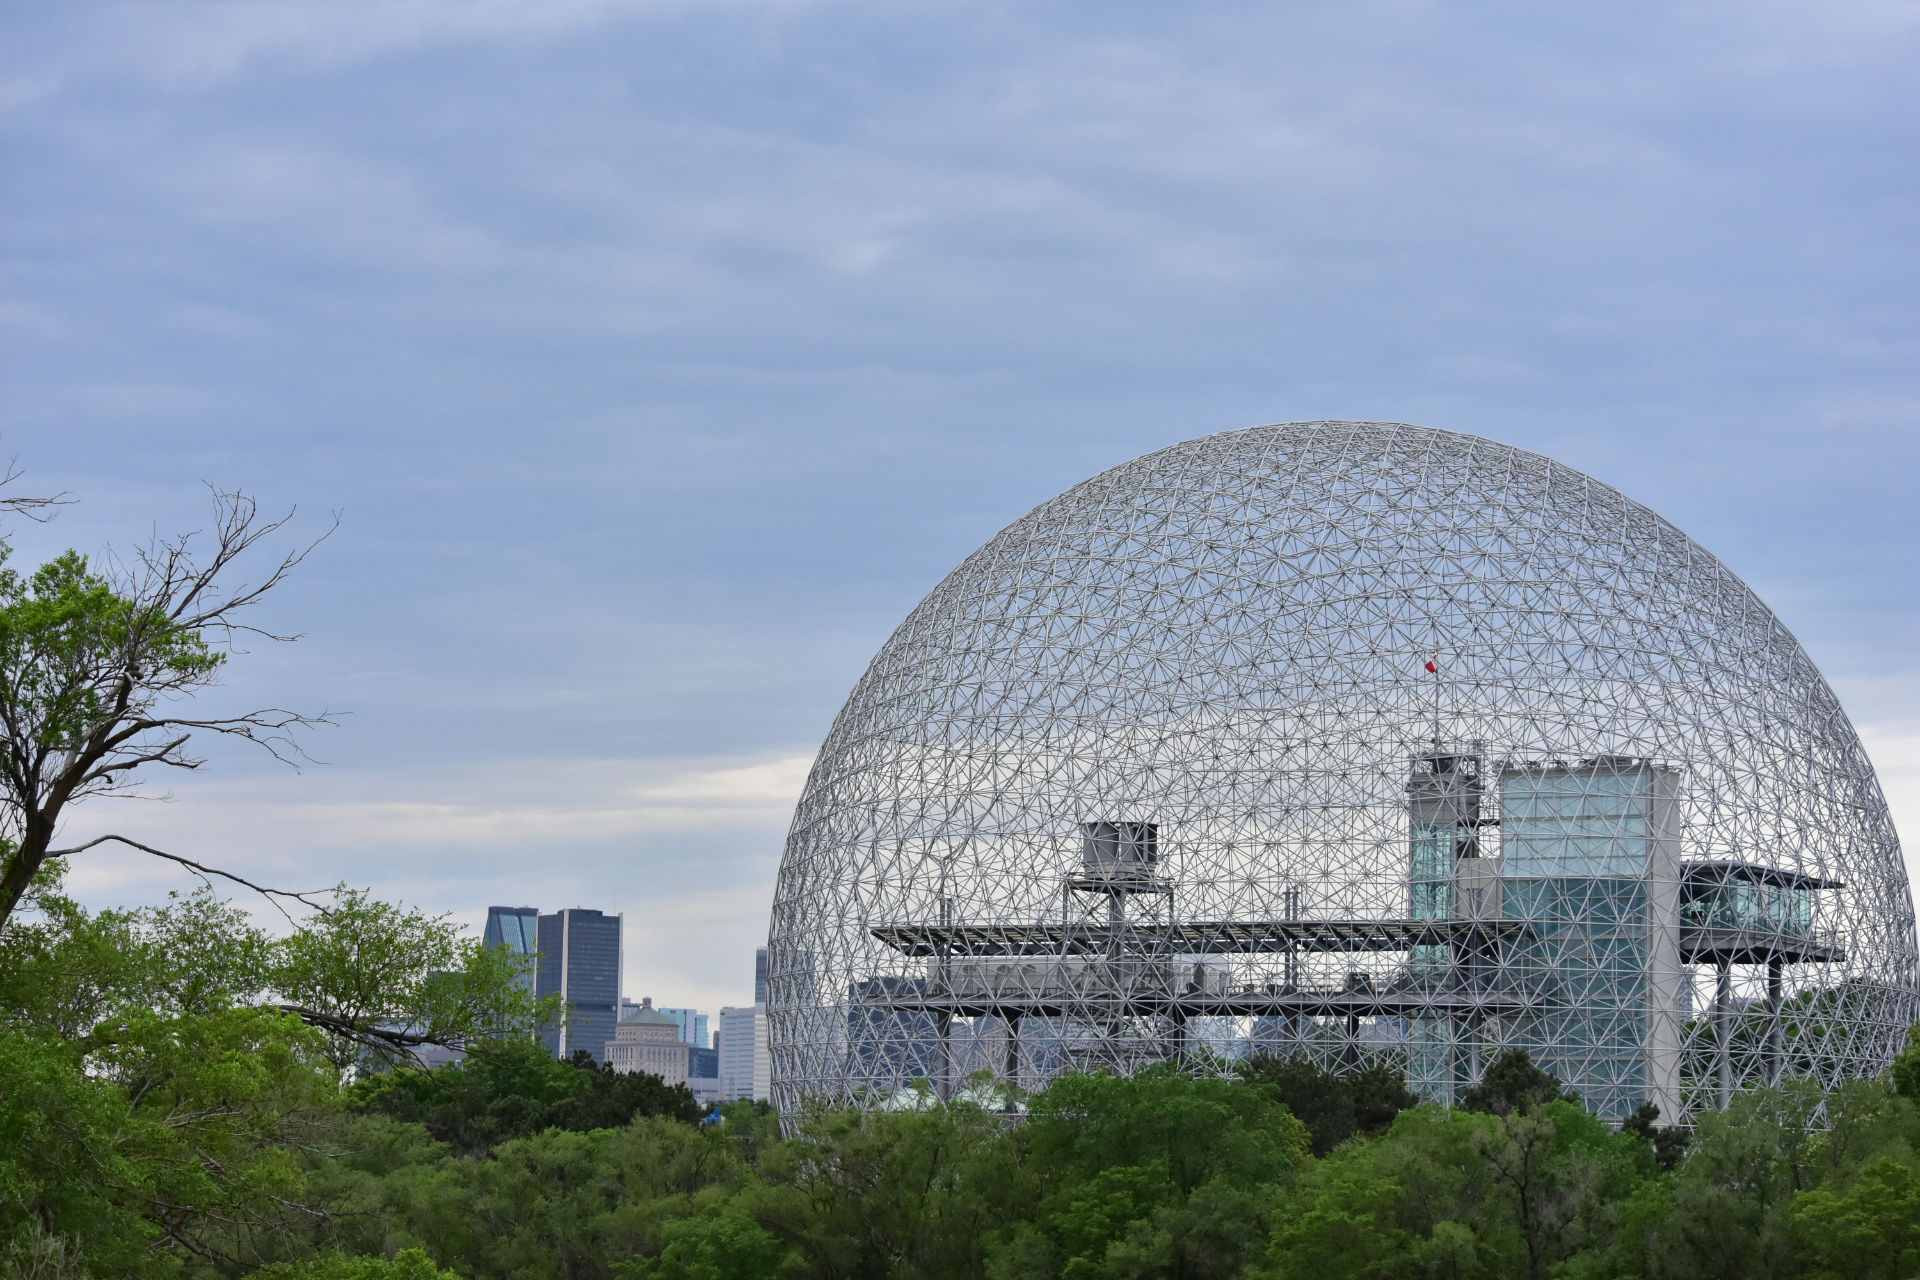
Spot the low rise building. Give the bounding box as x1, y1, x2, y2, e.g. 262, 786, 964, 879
605, 998, 690, 1085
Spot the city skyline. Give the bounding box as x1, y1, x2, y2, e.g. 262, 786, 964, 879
6, 3, 1916, 1018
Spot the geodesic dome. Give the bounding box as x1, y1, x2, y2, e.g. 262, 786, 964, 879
767, 421, 1917, 1124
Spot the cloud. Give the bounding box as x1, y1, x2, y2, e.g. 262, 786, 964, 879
56, 751, 814, 865
83, 0, 744, 86
55, 752, 814, 1011
1857, 724, 1920, 872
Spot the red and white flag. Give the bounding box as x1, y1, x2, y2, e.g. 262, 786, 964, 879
1424, 652, 1439, 674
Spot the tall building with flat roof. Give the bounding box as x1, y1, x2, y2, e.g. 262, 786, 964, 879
484, 906, 540, 997
537, 908, 622, 1065
717, 1004, 770, 1101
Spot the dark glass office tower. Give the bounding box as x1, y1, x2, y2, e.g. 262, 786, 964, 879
536, 908, 623, 1064
755, 947, 769, 1004
483, 906, 540, 998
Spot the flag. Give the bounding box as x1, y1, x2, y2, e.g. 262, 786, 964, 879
1424, 652, 1438, 674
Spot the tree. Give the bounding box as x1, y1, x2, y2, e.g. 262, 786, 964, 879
252, 1248, 463, 1279
1474, 1102, 1637, 1280
1261, 1106, 1514, 1280
644, 1216, 787, 1280
1890, 1022, 1920, 1101
1788, 1157, 1920, 1280
1018, 1064, 1312, 1279
1459, 1050, 1580, 1117
1239, 1055, 1358, 1155
0, 873, 545, 1274
1239, 1055, 1418, 1156
353, 1041, 703, 1154
0, 486, 334, 929
1621, 1102, 1689, 1170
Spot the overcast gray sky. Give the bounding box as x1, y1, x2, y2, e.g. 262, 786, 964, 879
3, 0, 1916, 1012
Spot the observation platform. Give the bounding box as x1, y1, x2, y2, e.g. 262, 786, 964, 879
873, 919, 1843, 965
855, 985, 1540, 1022
870, 918, 1530, 958
1678, 927, 1845, 966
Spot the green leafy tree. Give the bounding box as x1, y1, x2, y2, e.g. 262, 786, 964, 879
752, 1101, 1017, 1280
1018, 1064, 1311, 1280
353, 1041, 702, 1154
1788, 1156, 1920, 1280
1621, 1101, 1689, 1170
1635, 1082, 1825, 1280
250, 1248, 462, 1279
0, 872, 544, 1275
1473, 1100, 1647, 1280
1459, 1049, 1580, 1117
1262, 1106, 1515, 1280
1238, 1055, 1417, 1155
642, 1216, 787, 1280
0, 489, 335, 928
1890, 1022, 1920, 1101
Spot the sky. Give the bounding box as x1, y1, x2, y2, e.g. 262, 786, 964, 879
2, 0, 1916, 1014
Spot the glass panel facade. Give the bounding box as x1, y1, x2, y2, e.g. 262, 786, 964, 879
536, 908, 623, 1065
483, 906, 539, 998
1503, 771, 1653, 877
1409, 822, 1453, 920
1681, 875, 1815, 935
1496, 762, 1682, 1121
1503, 876, 1651, 1119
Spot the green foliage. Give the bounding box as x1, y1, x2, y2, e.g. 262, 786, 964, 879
1026, 1062, 1309, 1194
1891, 1022, 1920, 1101
756, 1101, 1018, 1278
275, 887, 550, 1071
1788, 1156, 1920, 1280
0, 546, 222, 758
0, 491, 326, 929
643, 1217, 787, 1280
1459, 1049, 1581, 1116
0, 866, 546, 1277
1621, 1101, 1691, 1170
1015, 1063, 1312, 1279
249, 1249, 461, 1280
1238, 1055, 1417, 1155
352, 1040, 703, 1153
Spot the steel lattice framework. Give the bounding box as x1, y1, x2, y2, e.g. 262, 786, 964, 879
767, 421, 1918, 1124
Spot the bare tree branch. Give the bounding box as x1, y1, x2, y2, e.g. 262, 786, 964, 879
48, 835, 335, 922
0, 456, 72, 525
0, 487, 337, 927
269, 1003, 446, 1051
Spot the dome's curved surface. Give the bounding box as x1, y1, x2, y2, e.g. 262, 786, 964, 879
767, 421, 1917, 1123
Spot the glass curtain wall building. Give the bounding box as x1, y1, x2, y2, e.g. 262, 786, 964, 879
1407, 756, 1685, 1118
536, 908, 623, 1065
483, 906, 540, 998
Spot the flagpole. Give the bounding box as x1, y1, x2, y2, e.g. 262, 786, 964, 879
1429, 616, 1442, 747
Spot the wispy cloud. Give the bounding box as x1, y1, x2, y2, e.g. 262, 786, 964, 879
56, 753, 814, 1010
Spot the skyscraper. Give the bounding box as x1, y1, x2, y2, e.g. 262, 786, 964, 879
716, 1003, 770, 1101
536, 908, 622, 1065
755, 947, 769, 1004
483, 906, 539, 998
